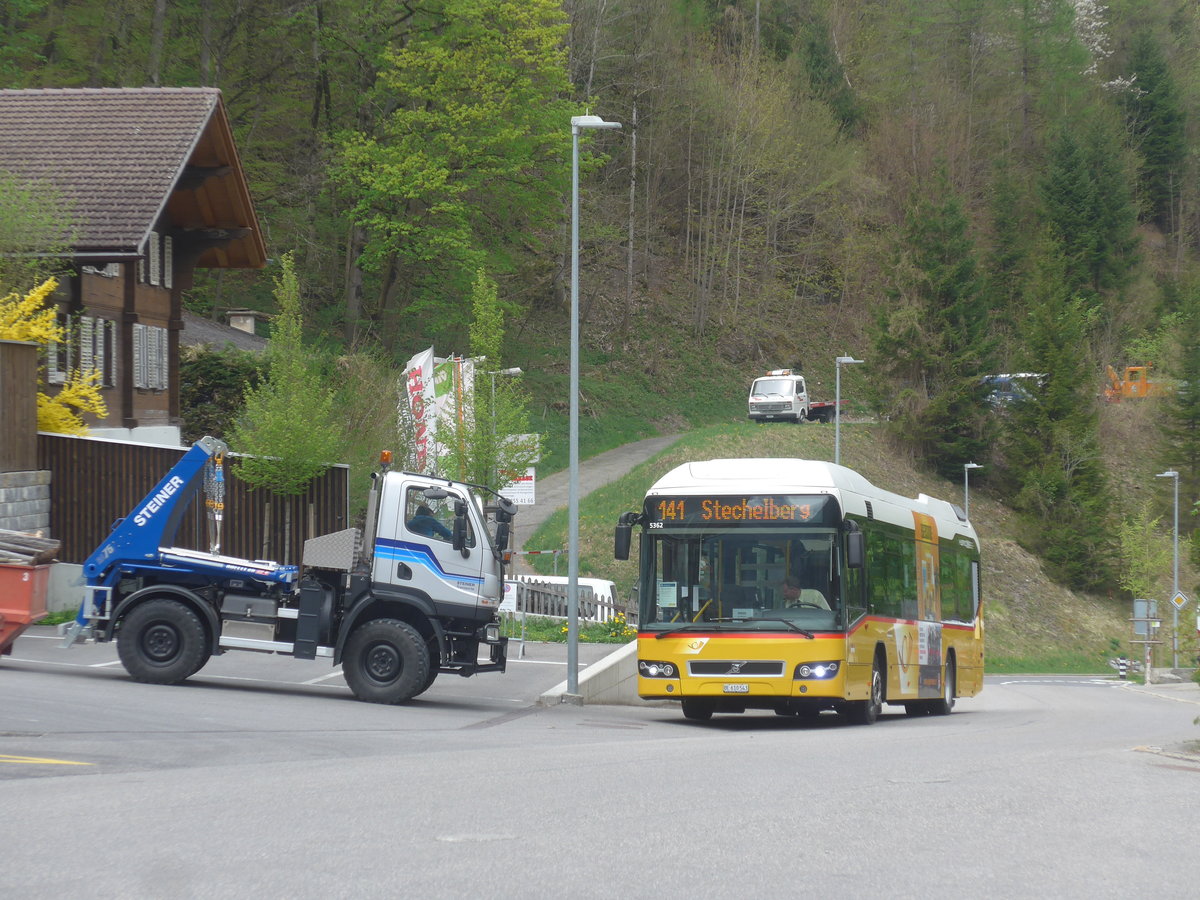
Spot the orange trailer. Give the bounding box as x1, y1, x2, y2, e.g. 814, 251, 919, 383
0, 563, 53, 656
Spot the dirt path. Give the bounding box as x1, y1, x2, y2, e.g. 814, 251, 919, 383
510, 434, 680, 575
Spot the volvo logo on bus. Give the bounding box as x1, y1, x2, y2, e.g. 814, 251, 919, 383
728, 662, 746, 675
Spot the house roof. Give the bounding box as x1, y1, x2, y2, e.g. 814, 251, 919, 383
181, 310, 268, 353
0, 87, 266, 269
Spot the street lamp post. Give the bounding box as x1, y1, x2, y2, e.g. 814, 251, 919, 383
834, 356, 864, 466
963, 462, 983, 520
489, 367, 522, 489
568, 114, 621, 699
1156, 468, 1180, 668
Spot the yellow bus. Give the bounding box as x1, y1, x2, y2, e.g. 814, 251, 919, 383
614, 458, 983, 723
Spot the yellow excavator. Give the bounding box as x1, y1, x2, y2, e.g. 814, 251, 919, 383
1104, 364, 1172, 401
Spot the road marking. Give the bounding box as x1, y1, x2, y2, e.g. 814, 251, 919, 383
302, 669, 344, 685
89, 660, 123, 668
506, 658, 586, 667
998, 679, 1118, 686
0, 754, 94, 767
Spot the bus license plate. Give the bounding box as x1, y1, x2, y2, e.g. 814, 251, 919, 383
723, 683, 749, 693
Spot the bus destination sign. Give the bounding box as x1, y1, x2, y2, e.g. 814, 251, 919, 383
645, 494, 835, 528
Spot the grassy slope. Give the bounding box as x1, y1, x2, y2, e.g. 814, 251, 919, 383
526, 419, 1149, 673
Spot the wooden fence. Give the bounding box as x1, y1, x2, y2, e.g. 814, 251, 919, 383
38, 433, 350, 565
512, 580, 630, 623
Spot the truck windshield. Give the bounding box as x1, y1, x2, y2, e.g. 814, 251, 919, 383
641, 529, 841, 633
751, 378, 793, 396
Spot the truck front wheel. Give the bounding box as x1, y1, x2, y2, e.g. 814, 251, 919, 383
343, 618, 429, 704
118, 598, 209, 685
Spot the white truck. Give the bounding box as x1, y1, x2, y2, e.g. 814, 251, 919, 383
62, 436, 514, 704
747, 369, 843, 423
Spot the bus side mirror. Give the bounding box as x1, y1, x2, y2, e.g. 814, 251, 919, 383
615, 511, 641, 560
846, 530, 864, 569
615, 524, 631, 560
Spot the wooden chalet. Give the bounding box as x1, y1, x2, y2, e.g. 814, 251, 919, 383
0, 87, 266, 445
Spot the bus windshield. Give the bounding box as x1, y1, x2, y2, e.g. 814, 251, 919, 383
642, 528, 841, 633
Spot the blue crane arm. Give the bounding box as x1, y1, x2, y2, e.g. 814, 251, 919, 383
81, 435, 229, 586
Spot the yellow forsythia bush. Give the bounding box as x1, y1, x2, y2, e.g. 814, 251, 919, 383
0, 277, 107, 434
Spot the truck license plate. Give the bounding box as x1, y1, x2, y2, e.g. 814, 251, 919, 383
723, 683, 749, 693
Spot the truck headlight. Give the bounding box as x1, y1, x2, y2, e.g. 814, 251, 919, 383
481, 623, 501, 643
639, 660, 676, 678
794, 661, 840, 680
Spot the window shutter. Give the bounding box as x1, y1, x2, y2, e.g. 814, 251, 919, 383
133, 324, 145, 388
158, 326, 169, 390
163, 235, 173, 289
106, 320, 117, 387
80, 317, 95, 373
149, 326, 160, 390
148, 232, 160, 286
48, 312, 70, 385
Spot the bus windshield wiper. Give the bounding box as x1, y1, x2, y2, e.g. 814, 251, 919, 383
654, 622, 719, 639
721, 617, 815, 638
654, 618, 814, 639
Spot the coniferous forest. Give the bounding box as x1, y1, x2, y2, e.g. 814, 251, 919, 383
5, 1, 1200, 597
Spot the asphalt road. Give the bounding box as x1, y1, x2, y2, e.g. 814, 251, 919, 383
3, 637, 1199, 899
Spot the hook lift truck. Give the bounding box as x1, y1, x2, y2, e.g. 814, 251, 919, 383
60, 436, 515, 704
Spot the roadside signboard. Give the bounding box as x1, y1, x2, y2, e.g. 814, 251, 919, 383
1132, 598, 1158, 637
500, 467, 535, 505
1170, 590, 1189, 610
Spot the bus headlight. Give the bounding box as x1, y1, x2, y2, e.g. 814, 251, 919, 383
639, 660, 676, 678
794, 661, 840, 680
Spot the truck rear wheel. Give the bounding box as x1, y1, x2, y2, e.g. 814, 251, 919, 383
118, 598, 209, 685
343, 618, 429, 704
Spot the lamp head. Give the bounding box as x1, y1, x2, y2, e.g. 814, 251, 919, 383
572, 115, 622, 132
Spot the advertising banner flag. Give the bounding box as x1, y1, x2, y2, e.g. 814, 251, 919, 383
403, 347, 436, 473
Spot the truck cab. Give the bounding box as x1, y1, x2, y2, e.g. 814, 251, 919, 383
748, 369, 808, 422
372, 472, 504, 621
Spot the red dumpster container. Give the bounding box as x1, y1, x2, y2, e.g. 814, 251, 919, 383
0, 563, 52, 656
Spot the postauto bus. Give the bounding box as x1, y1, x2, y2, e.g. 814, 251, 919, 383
614, 458, 983, 723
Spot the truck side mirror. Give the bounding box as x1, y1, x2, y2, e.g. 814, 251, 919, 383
615, 523, 631, 560
846, 530, 864, 569
452, 500, 468, 554
495, 521, 510, 552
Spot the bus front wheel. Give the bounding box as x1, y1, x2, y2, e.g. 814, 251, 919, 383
931, 657, 956, 715
844, 655, 884, 725
681, 699, 714, 721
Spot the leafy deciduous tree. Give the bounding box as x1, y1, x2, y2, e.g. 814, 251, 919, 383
231, 252, 343, 496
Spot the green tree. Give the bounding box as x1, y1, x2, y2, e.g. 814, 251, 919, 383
0, 171, 70, 297
1115, 502, 1172, 606
437, 270, 537, 492
1158, 283, 1200, 565
873, 168, 994, 478
332, 0, 575, 345
231, 252, 343, 496
1121, 29, 1187, 231
1039, 117, 1139, 299
179, 345, 265, 444
999, 238, 1112, 590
